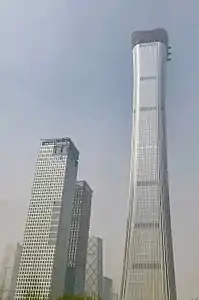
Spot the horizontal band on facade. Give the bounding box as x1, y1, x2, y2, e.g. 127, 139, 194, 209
137, 180, 158, 186
140, 76, 157, 81
134, 222, 160, 229
42, 138, 71, 145
132, 262, 161, 270
140, 106, 157, 111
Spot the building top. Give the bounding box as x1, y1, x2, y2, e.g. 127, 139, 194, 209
103, 276, 113, 282
41, 137, 79, 160
76, 181, 93, 193
89, 236, 103, 243
132, 28, 168, 49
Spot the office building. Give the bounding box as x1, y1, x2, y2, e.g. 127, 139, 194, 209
8, 243, 22, 300
65, 181, 92, 295
120, 29, 177, 300
85, 237, 103, 299
14, 138, 79, 300
111, 292, 118, 300
102, 277, 113, 300
0, 243, 22, 300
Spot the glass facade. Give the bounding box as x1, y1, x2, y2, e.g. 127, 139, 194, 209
14, 138, 79, 300
65, 181, 92, 295
120, 29, 177, 300
0, 244, 22, 300
85, 237, 103, 299
8, 243, 22, 300
102, 277, 113, 300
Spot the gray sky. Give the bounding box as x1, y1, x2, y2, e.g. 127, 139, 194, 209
0, 0, 199, 299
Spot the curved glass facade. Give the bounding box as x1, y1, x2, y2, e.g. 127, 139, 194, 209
120, 29, 177, 300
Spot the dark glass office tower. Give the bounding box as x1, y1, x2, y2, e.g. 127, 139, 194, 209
65, 181, 92, 295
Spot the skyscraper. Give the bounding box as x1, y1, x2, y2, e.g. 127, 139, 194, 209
0, 243, 22, 300
65, 181, 92, 295
14, 138, 79, 300
111, 292, 118, 300
85, 237, 103, 299
120, 29, 177, 300
102, 277, 113, 300
8, 243, 22, 300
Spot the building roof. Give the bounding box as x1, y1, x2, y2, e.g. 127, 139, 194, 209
132, 28, 168, 49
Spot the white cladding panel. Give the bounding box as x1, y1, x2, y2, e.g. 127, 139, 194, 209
121, 35, 176, 300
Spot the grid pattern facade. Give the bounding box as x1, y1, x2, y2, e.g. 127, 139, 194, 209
120, 29, 177, 300
65, 181, 92, 295
85, 237, 103, 299
14, 138, 79, 300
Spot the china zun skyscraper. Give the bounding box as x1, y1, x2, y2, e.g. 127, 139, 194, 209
120, 29, 177, 300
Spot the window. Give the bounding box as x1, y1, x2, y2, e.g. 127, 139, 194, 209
49, 233, 57, 239
51, 212, 60, 220
50, 225, 58, 232
52, 206, 61, 213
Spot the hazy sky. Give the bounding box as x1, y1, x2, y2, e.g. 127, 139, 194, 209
0, 0, 199, 299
